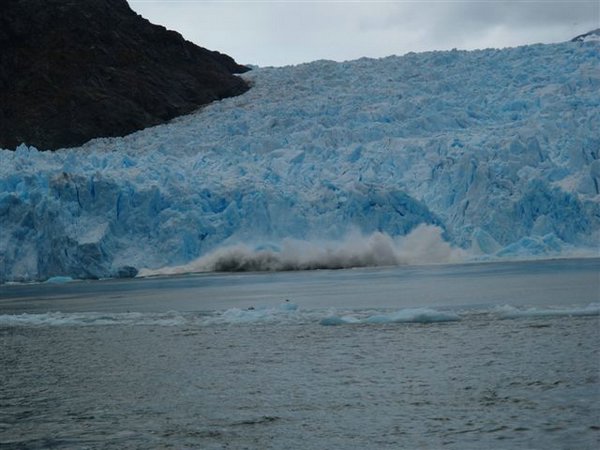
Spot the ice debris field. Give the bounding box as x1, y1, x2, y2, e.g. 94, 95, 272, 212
1, 40, 599, 282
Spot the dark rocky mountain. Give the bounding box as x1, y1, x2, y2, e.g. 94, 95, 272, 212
0, 0, 250, 150
571, 28, 600, 42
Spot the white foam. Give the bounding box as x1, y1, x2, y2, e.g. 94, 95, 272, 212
44, 276, 75, 284
2, 303, 597, 328
320, 307, 461, 326
0, 304, 303, 328
0, 305, 459, 328
0, 311, 187, 327
494, 303, 600, 319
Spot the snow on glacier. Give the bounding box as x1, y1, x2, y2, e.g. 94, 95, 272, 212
0, 40, 599, 282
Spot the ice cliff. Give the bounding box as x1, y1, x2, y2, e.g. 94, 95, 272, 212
1, 39, 599, 281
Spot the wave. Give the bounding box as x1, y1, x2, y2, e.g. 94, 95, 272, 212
2, 303, 596, 328
320, 308, 461, 326
0, 311, 188, 327
44, 276, 75, 284
0, 305, 457, 328
494, 303, 600, 319
138, 225, 467, 276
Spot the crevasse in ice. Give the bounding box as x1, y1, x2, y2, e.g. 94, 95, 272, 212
1, 40, 598, 281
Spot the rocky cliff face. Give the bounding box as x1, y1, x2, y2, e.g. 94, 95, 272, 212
0, 0, 249, 150
571, 28, 600, 42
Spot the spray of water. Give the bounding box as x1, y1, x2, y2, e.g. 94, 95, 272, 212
138, 224, 467, 277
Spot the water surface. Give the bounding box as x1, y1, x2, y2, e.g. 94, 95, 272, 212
1, 259, 598, 449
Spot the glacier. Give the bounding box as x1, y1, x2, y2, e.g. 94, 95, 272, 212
1, 39, 599, 282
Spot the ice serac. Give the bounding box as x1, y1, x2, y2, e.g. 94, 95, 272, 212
1, 37, 599, 282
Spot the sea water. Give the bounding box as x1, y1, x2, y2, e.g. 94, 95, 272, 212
1, 259, 598, 449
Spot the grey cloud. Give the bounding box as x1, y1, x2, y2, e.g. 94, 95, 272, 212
129, 0, 599, 66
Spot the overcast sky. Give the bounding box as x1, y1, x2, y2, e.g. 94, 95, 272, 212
128, 0, 599, 67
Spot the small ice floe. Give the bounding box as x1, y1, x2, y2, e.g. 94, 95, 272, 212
320, 307, 460, 326
44, 276, 74, 284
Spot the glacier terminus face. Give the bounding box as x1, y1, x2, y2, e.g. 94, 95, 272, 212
0, 40, 599, 282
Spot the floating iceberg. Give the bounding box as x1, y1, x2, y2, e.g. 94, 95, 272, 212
1, 39, 599, 282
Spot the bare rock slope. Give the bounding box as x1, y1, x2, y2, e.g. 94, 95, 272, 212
0, 0, 249, 150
